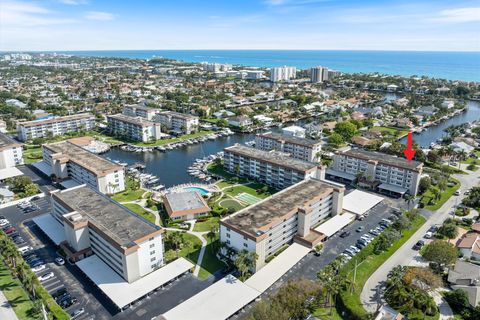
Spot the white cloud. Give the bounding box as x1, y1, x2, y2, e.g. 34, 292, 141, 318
0, 1, 76, 27
58, 0, 88, 5
85, 11, 115, 21
432, 7, 480, 23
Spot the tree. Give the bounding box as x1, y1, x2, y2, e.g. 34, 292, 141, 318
234, 250, 258, 279
437, 220, 458, 240
317, 260, 345, 315
422, 240, 458, 267
392, 215, 412, 231
334, 121, 357, 141
418, 177, 431, 194
403, 194, 415, 210
374, 230, 401, 254
403, 267, 441, 292
328, 132, 344, 146
23, 272, 37, 299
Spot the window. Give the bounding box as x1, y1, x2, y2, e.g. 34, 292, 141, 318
149, 243, 155, 248
243, 243, 248, 248
150, 257, 156, 262
243, 236, 248, 240
150, 250, 155, 255
226, 240, 230, 245
226, 233, 230, 238
149, 237, 154, 241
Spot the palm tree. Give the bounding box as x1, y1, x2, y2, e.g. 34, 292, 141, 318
404, 194, 415, 209
4, 242, 18, 269
317, 261, 345, 315
234, 250, 257, 279
23, 272, 37, 299
15, 261, 29, 283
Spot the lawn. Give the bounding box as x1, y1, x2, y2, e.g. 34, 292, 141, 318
198, 235, 226, 280
0, 260, 38, 320
338, 215, 426, 319
218, 199, 244, 211
313, 306, 343, 320
208, 163, 238, 180
123, 203, 156, 224
133, 130, 214, 147
22, 146, 43, 165
223, 183, 275, 200
461, 150, 480, 165
111, 189, 145, 202
420, 178, 460, 211
369, 126, 408, 138
193, 217, 220, 232
165, 232, 203, 265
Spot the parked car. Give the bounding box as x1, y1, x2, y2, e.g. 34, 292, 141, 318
369, 229, 380, 236
70, 308, 85, 319
52, 288, 68, 300
55, 257, 65, 265
356, 226, 364, 232
59, 296, 77, 309
339, 231, 351, 238
454, 190, 461, 196
31, 196, 40, 201
38, 272, 54, 282
18, 246, 33, 254
0, 219, 9, 226
31, 264, 46, 272
413, 240, 425, 250
4, 226, 16, 234
424, 232, 433, 239
349, 245, 360, 253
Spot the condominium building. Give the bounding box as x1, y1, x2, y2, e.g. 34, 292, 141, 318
311, 66, 328, 83
154, 111, 199, 134
223, 144, 325, 189
270, 66, 296, 82
123, 105, 160, 120
327, 149, 423, 196
163, 191, 210, 221
255, 132, 322, 162
220, 179, 344, 271
107, 114, 162, 142
17, 113, 95, 141
202, 62, 232, 72
50, 185, 164, 283
0, 133, 23, 169
42, 140, 125, 194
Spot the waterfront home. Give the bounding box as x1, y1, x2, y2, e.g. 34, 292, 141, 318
227, 116, 252, 128
448, 260, 480, 307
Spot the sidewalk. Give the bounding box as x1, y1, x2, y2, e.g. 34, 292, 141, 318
0, 291, 18, 320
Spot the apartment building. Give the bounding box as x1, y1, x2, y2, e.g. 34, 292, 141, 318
154, 111, 199, 134
50, 185, 164, 283
223, 144, 324, 190
220, 179, 344, 271
255, 132, 322, 162
270, 66, 296, 82
327, 149, 423, 196
0, 133, 23, 169
107, 114, 162, 142
202, 62, 232, 72
42, 140, 125, 194
311, 66, 328, 83
123, 104, 160, 120
17, 113, 95, 141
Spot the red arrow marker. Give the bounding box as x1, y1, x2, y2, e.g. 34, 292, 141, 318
403, 132, 416, 161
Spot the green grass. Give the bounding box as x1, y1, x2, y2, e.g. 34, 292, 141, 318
198, 235, 225, 280
369, 126, 408, 138
461, 151, 480, 165
0, 259, 38, 320
338, 215, 426, 319
223, 183, 274, 200
123, 203, 156, 224
420, 178, 460, 211
133, 130, 214, 147
111, 189, 145, 202
313, 306, 343, 320
193, 217, 220, 232
208, 163, 238, 180
218, 199, 244, 211
22, 146, 43, 165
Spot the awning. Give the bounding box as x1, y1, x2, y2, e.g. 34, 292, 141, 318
0, 167, 23, 180
32, 214, 66, 245
59, 179, 81, 189
76, 255, 193, 309
326, 168, 356, 181
31, 161, 53, 177
378, 183, 407, 195
314, 213, 356, 238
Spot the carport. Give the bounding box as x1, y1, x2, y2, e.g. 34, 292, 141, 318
32, 213, 66, 245
314, 212, 356, 238
378, 183, 407, 197
342, 190, 384, 217
0, 167, 24, 180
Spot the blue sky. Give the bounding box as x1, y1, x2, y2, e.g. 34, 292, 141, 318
1, 0, 479, 51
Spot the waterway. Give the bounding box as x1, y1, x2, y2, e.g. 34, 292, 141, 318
103, 100, 479, 187
400, 100, 480, 148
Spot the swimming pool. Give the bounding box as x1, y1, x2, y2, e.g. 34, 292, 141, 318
184, 187, 210, 196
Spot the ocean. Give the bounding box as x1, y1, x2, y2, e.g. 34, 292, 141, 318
55, 50, 480, 82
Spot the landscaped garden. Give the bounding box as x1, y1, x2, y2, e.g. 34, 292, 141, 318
369, 126, 409, 138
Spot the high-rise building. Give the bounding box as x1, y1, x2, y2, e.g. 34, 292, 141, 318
311, 66, 328, 83
270, 66, 296, 82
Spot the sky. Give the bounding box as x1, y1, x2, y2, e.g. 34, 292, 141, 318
0, 0, 479, 51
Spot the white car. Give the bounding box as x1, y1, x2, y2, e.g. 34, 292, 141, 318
31, 264, 46, 272
38, 272, 54, 281
0, 219, 9, 226
17, 246, 33, 254
424, 231, 433, 239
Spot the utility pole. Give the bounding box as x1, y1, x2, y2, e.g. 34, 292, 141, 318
351, 259, 358, 293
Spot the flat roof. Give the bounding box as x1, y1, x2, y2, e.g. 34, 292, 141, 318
0, 133, 21, 150
18, 113, 93, 128
0, 167, 23, 180
326, 168, 356, 181
32, 214, 67, 245
163, 191, 210, 218
343, 190, 384, 216
225, 144, 318, 172
315, 212, 356, 238
258, 132, 320, 147
378, 183, 408, 194
341, 149, 423, 172
245, 243, 311, 292
107, 114, 157, 127
43, 140, 123, 176
221, 179, 335, 239
159, 111, 197, 120
52, 185, 161, 249
76, 255, 193, 309
161, 275, 260, 320
31, 161, 53, 176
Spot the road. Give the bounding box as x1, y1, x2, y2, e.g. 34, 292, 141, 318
0, 291, 18, 320
361, 168, 480, 313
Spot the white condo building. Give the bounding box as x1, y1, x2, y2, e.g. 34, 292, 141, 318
49, 185, 165, 283
270, 66, 296, 82
17, 113, 96, 142
154, 111, 199, 134
327, 149, 423, 196
311, 66, 328, 83
0, 133, 23, 169
223, 144, 325, 190
202, 62, 232, 72
123, 105, 160, 121
107, 114, 162, 142
220, 179, 344, 271
42, 140, 125, 194
255, 132, 322, 163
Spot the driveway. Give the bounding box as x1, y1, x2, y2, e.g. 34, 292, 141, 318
361, 169, 480, 313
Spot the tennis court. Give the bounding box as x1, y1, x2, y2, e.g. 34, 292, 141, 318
236, 192, 262, 205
